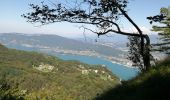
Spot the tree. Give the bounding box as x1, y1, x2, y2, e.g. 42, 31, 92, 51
22, 0, 151, 71
147, 6, 170, 54
127, 35, 154, 71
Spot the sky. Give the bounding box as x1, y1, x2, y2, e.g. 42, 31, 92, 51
0, 0, 170, 38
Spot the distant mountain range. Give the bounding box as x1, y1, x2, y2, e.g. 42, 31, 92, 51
0, 33, 126, 58
0, 33, 162, 65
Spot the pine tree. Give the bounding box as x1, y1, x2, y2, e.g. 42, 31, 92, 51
148, 7, 170, 54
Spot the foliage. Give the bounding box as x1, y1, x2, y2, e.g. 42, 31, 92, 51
147, 6, 170, 54
0, 44, 119, 100
127, 36, 154, 71
127, 36, 143, 67
22, 0, 128, 36
95, 57, 170, 100
127, 36, 152, 71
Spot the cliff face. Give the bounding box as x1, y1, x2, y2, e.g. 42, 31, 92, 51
0, 44, 119, 100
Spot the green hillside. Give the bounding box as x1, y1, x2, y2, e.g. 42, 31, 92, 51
95, 57, 170, 100
0, 44, 119, 100
2, 42, 169, 100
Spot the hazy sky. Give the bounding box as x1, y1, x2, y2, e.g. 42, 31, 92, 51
0, 0, 170, 38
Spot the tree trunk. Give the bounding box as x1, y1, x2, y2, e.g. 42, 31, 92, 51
117, 4, 151, 71
143, 35, 151, 71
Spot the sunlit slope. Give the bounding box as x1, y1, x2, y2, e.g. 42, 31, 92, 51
0, 44, 119, 100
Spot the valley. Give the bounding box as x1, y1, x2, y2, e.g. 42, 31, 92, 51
0, 33, 132, 67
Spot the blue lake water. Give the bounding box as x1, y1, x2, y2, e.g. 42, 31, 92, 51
57, 54, 139, 80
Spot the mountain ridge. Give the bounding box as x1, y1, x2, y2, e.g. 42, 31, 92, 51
0, 33, 124, 56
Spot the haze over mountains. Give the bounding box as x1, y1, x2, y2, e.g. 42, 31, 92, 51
0, 33, 127, 61
0, 33, 161, 66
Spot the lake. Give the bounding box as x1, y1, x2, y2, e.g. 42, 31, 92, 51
57, 54, 139, 80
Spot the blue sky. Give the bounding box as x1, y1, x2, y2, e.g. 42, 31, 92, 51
0, 0, 170, 38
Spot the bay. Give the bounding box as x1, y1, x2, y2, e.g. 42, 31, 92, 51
57, 54, 139, 80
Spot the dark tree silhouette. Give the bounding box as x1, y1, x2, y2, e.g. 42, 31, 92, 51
127, 36, 154, 71
22, 0, 151, 71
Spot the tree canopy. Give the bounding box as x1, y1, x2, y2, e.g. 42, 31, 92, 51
22, 0, 151, 71
147, 6, 170, 54
23, 0, 135, 36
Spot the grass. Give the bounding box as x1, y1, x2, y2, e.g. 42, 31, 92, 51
95, 57, 170, 100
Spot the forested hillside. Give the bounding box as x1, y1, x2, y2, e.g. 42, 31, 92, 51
0, 44, 119, 100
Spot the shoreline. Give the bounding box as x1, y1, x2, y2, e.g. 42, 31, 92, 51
58, 53, 139, 69
110, 60, 137, 69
